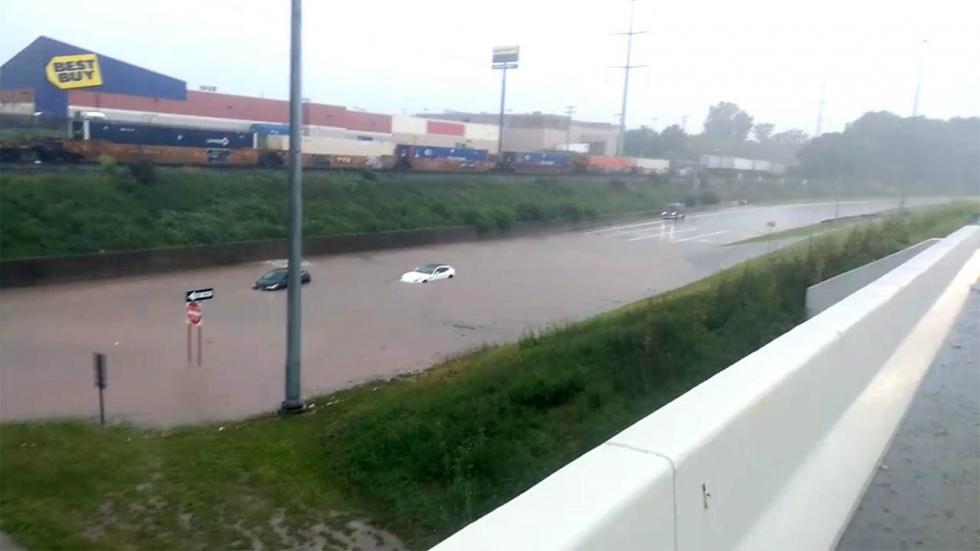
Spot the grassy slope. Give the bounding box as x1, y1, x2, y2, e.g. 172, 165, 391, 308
0, 169, 683, 260
1, 202, 977, 550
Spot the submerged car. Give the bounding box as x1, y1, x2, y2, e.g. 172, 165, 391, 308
400, 263, 455, 283
253, 268, 311, 290
662, 202, 687, 220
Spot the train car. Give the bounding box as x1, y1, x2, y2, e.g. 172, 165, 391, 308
580, 154, 633, 175
72, 120, 255, 149
631, 158, 671, 176
394, 145, 493, 172
63, 140, 259, 166
499, 151, 575, 174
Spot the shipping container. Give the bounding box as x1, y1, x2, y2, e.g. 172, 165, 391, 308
505, 151, 572, 167
699, 154, 722, 169
770, 162, 787, 175
78, 120, 254, 149
63, 140, 259, 166
397, 144, 488, 162
392, 132, 467, 148
733, 157, 754, 171
252, 123, 291, 135
752, 159, 771, 172
583, 155, 633, 174
266, 135, 395, 157
632, 158, 671, 175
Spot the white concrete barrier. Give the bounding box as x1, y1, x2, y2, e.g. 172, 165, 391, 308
805, 238, 940, 317
432, 225, 980, 551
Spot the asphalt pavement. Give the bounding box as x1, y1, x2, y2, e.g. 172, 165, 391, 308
0, 197, 945, 425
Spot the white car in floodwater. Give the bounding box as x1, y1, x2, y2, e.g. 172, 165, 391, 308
400, 263, 456, 283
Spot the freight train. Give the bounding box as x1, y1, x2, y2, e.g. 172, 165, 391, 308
1, 118, 787, 177
1, 119, 680, 176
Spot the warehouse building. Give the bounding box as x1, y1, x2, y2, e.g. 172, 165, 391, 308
425, 111, 619, 155
1, 36, 498, 151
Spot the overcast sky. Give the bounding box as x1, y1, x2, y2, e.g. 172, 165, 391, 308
2, 0, 978, 134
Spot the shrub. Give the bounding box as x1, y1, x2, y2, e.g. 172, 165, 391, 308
609, 179, 628, 192
491, 208, 514, 231
683, 192, 699, 207
361, 170, 378, 181
699, 189, 720, 205
127, 160, 158, 185
462, 208, 493, 233
559, 203, 583, 222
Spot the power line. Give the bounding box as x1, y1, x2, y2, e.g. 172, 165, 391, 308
611, 0, 647, 156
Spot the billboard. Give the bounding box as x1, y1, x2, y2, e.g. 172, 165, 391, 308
45, 53, 103, 90
492, 45, 520, 64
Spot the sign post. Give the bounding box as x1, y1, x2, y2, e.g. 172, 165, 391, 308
186, 301, 203, 365
94, 353, 107, 425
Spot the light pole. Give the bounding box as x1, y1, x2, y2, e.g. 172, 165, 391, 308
901, 39, 927, 212
565, 105, 575, 150
492, 46, 520, 155
281, 0, 304, 413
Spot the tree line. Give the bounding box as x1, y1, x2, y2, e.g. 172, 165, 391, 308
625, 102, 979, 192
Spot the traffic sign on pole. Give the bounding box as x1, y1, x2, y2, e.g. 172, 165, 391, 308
186, 301, 203, 326
185, 288, 214, 303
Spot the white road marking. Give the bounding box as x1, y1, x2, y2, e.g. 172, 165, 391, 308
675, 229, 733, 243
627, 226, 701, 241
587, 219, 667, 235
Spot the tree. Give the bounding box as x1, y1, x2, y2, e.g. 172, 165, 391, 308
704, 102, 754, 142
752, 123, 774, 143
659, 125, 690, 158
622, 126, 662, 157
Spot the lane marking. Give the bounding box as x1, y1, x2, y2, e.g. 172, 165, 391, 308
675, 229, 732, 243
628, 226, 701, 241
587, 219, 667, 235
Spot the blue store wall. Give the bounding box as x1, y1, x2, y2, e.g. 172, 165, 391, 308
0, 36, 186, 116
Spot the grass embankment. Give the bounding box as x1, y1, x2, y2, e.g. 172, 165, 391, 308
2, 202, 977, 550
0, 169, 682, 260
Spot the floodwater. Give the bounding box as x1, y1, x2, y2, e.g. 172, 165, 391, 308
0, 198, 945, 425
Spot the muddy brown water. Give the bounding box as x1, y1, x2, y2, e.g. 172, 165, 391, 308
0, 198, 943, 426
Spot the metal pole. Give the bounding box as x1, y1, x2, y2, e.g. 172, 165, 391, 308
617, 0, 636, 156
187, 323, 191, 364
99, 387, 105, 426
282, 0, 304, 413
197, 326, 203, 367
497, 66, 507, 155
565, 105, 575, 150
834, 175, 842, 221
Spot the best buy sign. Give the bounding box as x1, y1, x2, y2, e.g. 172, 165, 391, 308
46, 53, 103, 90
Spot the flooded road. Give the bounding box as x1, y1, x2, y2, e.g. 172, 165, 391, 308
0, 198, 943, 425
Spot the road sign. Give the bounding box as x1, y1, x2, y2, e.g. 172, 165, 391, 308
492, 45, 520, 64
186, 301, 203, 326
185, 288, 214, 302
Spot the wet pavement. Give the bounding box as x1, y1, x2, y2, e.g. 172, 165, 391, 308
837, 280, 980, 551
0, 198, 945, 425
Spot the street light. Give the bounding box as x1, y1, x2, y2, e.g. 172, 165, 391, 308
281, 0, 304, 414
491, 46, 519, 155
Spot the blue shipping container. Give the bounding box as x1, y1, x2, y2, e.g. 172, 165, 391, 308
397, 145, 488, 162
251, 123, 291, 136
510, 151, 571, 167
87, 122, 254, 149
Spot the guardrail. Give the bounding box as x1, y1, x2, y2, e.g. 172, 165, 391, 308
432, 225, 980, 551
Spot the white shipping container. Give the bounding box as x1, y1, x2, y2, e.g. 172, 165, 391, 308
463, 122, 499, 141
266, 135, 395, 157
70, 107, 254, 131
392, 132, 466, 148
633, 158, 671, 173
391, 115, 428, 135
752, 159, 772, 172
304, 125, 347, 138
770, 163, 787, 175
700, 154, 723, 169
733, 157, 753, 171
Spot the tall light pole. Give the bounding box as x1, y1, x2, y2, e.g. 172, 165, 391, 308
492, 46, 520, 155
611, 0, 647, 156
281, 0, 304, 413
565, 105, 576, 150
901, 39, 927, 212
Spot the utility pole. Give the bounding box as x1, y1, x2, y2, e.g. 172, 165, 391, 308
611, 0, 647, 156
565, 105, 576, 150
281, 0, 304, 413
680, 115, 688, 133
815, 82, 827, 137
902, 39, 927, 212
492, 46, 520, 155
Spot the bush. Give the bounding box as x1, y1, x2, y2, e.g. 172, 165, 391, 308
515, 203, 546, 221
683, 192, 699, 207
559, 203, 583, 222
699, 189, 720, 205
360, 170, 378, 181
609, 179, 628, 192
462, 208, 493, 233
491, 208, 515, 231
127, 160, 157, 185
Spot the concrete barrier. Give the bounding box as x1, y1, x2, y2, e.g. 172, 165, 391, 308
432, 225, 980, 551
805, 238, 940, 317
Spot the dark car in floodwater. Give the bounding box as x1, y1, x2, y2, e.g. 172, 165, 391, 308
662, 202, 687, 220
253, 268, 311, 290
